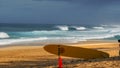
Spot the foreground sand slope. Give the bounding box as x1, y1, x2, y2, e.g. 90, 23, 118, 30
0, 41, 120, 68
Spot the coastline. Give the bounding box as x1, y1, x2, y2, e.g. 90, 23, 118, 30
0, 40, 120, 68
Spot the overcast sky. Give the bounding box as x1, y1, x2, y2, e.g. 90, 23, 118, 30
0, 0, 120, 25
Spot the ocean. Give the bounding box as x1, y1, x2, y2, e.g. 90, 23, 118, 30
0, 23, 120, 45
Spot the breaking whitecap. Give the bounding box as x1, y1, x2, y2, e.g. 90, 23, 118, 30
0, 32, 9, 38
0, 24, 120, 45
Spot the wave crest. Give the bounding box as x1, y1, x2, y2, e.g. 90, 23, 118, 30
72, 26, 86, 30
93, 27, 104, 30
0, 32, 9, 38
55, 25, 69, 31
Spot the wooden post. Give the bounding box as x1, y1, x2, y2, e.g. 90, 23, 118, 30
118, 40, 120, 56
58, 45, 60, 56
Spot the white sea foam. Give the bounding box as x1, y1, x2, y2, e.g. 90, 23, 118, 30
0, 32, 9, 38
72, 26, 86, 30
93, 27, 104, 30
1, 24, 120, 45
0, 37, 48, 45
55, 25, 69, 31
0, 32, 119, 45
101, 24, 120, 28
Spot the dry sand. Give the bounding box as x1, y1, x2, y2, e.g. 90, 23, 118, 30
0, 40, 120, 68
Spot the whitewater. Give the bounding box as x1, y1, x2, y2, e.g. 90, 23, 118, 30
0, 24, 120, 45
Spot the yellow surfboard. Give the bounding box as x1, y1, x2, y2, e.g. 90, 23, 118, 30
44, 44, 109, 59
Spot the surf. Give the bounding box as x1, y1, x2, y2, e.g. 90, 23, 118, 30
0, 37, 48, 45
0, 32, 9, 38
55, 25, 69, 31
0, 24, 120, 45
71, 26, 86, 30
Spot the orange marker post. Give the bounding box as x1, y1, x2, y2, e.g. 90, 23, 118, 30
58, 45, 63, 68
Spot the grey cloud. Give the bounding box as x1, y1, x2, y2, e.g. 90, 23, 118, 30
32, 0, 119, 3
32, 0, 120, 7
0, 0, 120, 24
0, 1, 3, 7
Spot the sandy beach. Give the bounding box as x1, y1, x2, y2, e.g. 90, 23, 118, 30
0, 40, 120, 68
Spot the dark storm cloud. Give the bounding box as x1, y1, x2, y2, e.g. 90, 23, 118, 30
33, 0, 120, 8
0, 0, 120, 24
31, 0, 120, 24
0, 0, 2, 7
33, 0, 119, 3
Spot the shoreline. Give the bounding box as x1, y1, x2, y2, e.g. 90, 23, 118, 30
0, 40, 120, 68
0, 39, 117, 47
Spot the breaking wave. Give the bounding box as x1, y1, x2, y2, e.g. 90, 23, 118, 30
71, 26, 86, 30
0, 32, 9, 38
0, 24, 120, 45
55, 25, 87, 31
93, 27, 104, 30
55, 25, 69, 31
